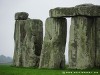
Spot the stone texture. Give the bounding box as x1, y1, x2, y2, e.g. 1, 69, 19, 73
68, 17, 77, 69
39, 17, 67, 69
69, 16, 95, 69
13, 19, 43, 67
50, 7, 75, 17
75, 4, 100, 17
15, 12, 29, 20
49, 4, 100, 17
95, 18, 100, 67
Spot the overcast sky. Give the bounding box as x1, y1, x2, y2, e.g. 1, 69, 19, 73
0, 0, 99, 63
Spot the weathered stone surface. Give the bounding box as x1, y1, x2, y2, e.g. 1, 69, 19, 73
50, 7, 75, 17
69, 16, 95, 69
68, 17, 77, 69
13, 19, 43, 67
75, 4, 100, 17
15, 12, 29, 20
13, 21, 22, 66
49, 4, 100, 17
39, 17, 67, 69
95, 18, 100, 67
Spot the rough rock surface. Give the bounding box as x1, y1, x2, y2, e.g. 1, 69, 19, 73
49, 4, 100, 17
15, 12, 29, 20
50, 7, 75, 17
13, 19, 43, 67
95, 18, 100, 67
69, 16, 95, 69
39, 17, 67, 69
75, 4, 100, 17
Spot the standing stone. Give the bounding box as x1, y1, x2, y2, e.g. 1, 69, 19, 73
13, 20, 22, 66
68, 17, 77, 69
21, 19, 43, 67
13, 13, 43, 67
69, 16, 95, 69
95, 18, 100, 67
39, 17, 67, 69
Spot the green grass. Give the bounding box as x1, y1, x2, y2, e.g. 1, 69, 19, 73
0, 65, 100, 75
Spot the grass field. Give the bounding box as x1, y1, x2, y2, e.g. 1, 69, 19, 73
0, 65, 100, 75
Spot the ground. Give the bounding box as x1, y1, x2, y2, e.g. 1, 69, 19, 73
0, 65, 100, 75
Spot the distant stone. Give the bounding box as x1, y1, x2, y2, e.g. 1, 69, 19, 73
13, 19, 43, 67
49, 4, 100, 17
15, 12, 29, 20
39, 17, 67, 69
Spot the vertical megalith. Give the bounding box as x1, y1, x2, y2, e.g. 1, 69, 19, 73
13, 20, 23, 66
68, 17, 77, 69
13, 12, 43, 67
69, 16, 95, 69
39, 17, 67, 69
21, 19, 43, 67
95, 18, 100, 67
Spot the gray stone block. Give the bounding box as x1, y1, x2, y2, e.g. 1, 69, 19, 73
13, 19, 43, 67
50, 7, 75, 17
75, 4, 100, 17
15, 12, 29, 20
95, 18, 100, 67
39, 17, 67, 69
49, 4, 100, 17
69, 16, 95, 69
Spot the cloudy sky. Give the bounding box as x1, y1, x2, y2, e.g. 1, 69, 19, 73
0, 0, 99, 62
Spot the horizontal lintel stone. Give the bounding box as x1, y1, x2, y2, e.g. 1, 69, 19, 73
49, 4, 100, 17
15, 12, 29, 20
